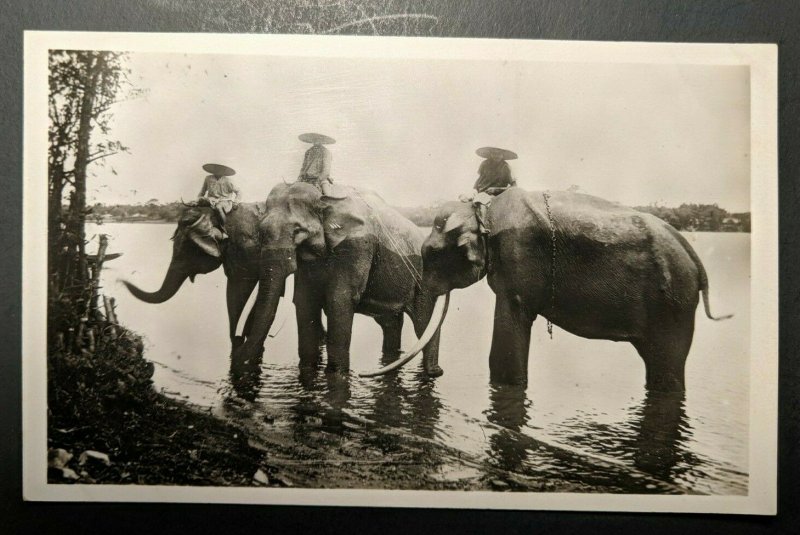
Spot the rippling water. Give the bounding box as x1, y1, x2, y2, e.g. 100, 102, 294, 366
90, 222, 749, 494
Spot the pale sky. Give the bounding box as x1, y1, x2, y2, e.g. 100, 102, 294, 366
88, 52, 750, 212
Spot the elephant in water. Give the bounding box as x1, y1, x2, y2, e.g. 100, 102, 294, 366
122, 203, 266, 353
363, 187, 730, 392
231, 182, 445, 376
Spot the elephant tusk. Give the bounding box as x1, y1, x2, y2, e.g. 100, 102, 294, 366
235, 284, 259, 337
359, 293, 449, 378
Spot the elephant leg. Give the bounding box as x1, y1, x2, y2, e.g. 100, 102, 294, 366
227, 277, 258, 352
410, 296, 443, 377
324, 296, 355, 374
322, 239, 372, 374
293, 268, 326, 366
374, 313, 404, 358
489, 293, 536, 385
322, 241, 371, 375
634, 315, 694, 393
296, 301, 325, 368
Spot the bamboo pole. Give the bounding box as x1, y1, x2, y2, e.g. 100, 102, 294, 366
103, 295, 118, 324
103, 295, 118, 340
86, 234, 108, 322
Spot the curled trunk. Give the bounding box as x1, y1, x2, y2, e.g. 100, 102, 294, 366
122, 266, 188, 304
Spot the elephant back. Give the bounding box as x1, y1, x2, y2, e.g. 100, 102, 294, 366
352, 189, 426, 258
492, 188, 664, 248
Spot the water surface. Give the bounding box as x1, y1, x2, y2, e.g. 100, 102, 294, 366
90, 223, 749, 494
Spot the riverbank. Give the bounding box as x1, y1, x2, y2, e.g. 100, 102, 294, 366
47, 326, 264, 486
47, 320, 650, 492
46, 322, 546, 489
46, 331, 571, 490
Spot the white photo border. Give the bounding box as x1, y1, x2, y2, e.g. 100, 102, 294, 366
22, 31, 778, 514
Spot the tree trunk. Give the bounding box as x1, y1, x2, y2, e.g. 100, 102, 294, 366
72, 53, 101, 288
48, 164, 64, 293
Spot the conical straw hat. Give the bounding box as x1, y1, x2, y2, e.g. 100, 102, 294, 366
202, 163, 236, 176
475, 147, 518, 160
299, 133, 336, 144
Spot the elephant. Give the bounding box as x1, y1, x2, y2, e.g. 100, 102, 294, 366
122, 202, 266, 353
363, 187, 730, 392
230, 181, 446, 376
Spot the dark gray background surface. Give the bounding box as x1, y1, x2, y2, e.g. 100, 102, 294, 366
2, 1, 797, 533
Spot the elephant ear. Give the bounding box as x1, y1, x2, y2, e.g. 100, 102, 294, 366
443, 211, 473, 234
183, 211, 225, 258
319, 196, 367, 250
443, 210, 483, 264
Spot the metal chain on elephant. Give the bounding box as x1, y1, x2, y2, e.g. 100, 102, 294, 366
542, 192, 556, 339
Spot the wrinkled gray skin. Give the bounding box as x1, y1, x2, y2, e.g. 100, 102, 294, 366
421, 187, 730, 392
233, 182, 442, 375
123, 203, 265, 352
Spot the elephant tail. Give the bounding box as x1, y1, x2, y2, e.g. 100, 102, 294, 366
665, 225, 733, 321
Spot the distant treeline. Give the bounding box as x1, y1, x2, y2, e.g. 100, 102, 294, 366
89, 201, 185, 223
632, 203, 750, 233
397, 202, 751, 232
89, 201, 750, 232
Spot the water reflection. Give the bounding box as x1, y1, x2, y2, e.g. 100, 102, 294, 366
549, 389, 697, 490
630, 391, 691, 479
294, 361, 352, 411
99, 224, 750, 494
484, 384, 532, 471
405, 376, 442, 440
323, 371, 352, 412
365, 354, 442, 440
481, 385, 698, 490
289, 362, 352, 433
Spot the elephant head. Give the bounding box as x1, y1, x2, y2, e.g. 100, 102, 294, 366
358, 200, 485, 378
421, 200, 489, 297
122, 207, 226, 303
230, 182, 356, 361
234, 182, 449, 369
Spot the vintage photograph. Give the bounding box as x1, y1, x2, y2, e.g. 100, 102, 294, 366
23, 32, 777, 512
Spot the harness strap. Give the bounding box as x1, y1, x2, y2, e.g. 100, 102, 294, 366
468, 195, 492, 277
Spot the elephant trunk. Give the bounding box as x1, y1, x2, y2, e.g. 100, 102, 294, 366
233, 253, 293, 359
359, 293, 450, 377
122, 265, 188, 304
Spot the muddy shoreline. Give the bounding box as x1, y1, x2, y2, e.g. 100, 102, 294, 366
48, 339, 576, 491
46, 328, 597, 491
48, 320, 688, 493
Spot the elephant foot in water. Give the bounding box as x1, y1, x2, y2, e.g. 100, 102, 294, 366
424, 363, 444, 378
229, 350, 264, 402
297, 361, 322, 389
230, 339, 264, 367
325, 347, 350, 376
299, 347, 323, 377
643, 369, 686, 393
